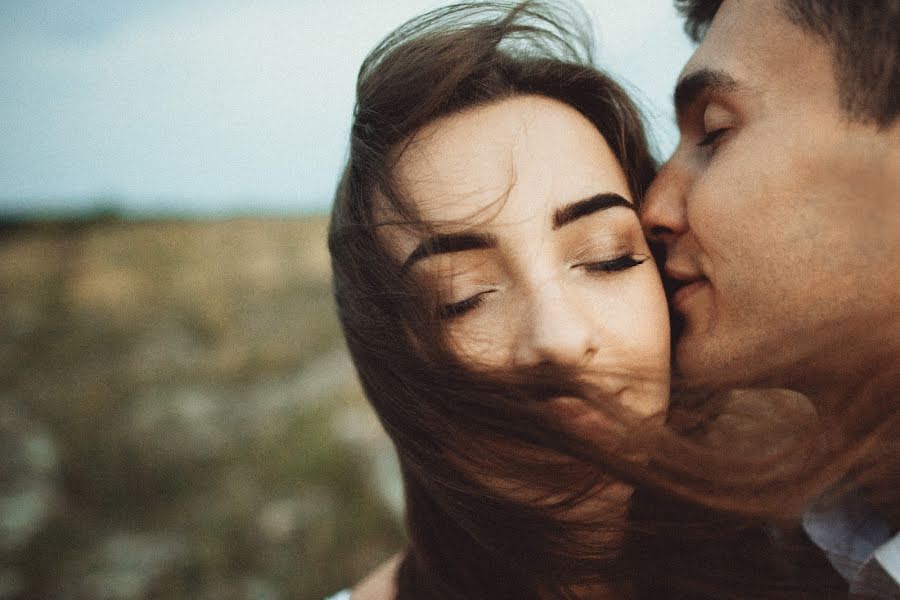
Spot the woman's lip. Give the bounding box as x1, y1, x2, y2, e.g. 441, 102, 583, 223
547, 395, 618, 432
672, 278, 709, 311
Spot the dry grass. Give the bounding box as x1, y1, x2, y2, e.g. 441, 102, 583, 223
0, 215, 403, 600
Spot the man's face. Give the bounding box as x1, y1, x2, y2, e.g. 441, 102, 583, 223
641, 0, 900, 393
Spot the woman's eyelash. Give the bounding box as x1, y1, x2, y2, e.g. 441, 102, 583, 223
582, 254, 647, 273
440, 292, 489, 320
440, 254, 647, 319
698, 127, 728, 147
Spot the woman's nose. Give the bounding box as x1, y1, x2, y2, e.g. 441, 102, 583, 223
512, 282, 597, 368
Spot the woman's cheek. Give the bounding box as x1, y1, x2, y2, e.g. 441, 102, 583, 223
609, 265, 667, 343
445, 311, 509, 367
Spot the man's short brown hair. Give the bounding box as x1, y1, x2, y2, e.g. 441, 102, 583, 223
675, 0, 899, 127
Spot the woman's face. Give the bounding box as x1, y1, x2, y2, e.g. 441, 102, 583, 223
384, 94, 670, 422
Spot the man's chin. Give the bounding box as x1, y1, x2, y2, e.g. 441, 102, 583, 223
673, 334, 787, 392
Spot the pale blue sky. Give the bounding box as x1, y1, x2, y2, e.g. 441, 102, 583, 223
0, 1, 695, 216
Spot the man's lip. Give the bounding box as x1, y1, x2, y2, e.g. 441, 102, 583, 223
671, 277, 709, 311
664, 262, 704, 283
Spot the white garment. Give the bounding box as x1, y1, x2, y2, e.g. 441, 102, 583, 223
324, 590, 351, 600
875, 536, 900, 591
803, 498, 899, 598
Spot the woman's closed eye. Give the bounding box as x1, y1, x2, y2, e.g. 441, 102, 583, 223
440, 290, 494, 320
439, 254, 647, 320
580, 253, 648, 273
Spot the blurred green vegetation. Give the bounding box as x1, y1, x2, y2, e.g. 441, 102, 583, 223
0, 215, 404, 600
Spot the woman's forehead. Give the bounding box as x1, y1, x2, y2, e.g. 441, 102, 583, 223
390, 94, 631, 227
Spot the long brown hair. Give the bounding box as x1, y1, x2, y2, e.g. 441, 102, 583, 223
331, 2, 661, 597
328, 1, 891, 598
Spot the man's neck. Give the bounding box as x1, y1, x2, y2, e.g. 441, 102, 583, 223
793, 346, 897, 404
801, 365, 900, 531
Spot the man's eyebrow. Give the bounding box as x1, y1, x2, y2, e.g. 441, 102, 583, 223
674, 68, 739, 123
552, 193, 635, 230
401, 232, 497, 273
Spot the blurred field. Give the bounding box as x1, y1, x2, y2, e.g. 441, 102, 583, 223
0, 215, 404, 600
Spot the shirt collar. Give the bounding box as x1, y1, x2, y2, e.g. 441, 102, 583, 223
802, 494, 898, 587
875, 534, 900, 587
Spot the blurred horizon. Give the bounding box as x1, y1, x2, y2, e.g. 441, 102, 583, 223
1, 0, 694, 218
0, 214, 406, 599
0, 194, 332, 221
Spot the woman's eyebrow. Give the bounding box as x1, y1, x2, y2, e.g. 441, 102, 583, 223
401, 232, 497, 273
552, 193, 634, 230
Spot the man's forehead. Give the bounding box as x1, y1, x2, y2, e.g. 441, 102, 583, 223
678, 0, 788, 87
671, 0, 840, 123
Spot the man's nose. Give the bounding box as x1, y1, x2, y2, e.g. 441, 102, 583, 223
640, 158, 689, 245
512, 282, 597, 368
